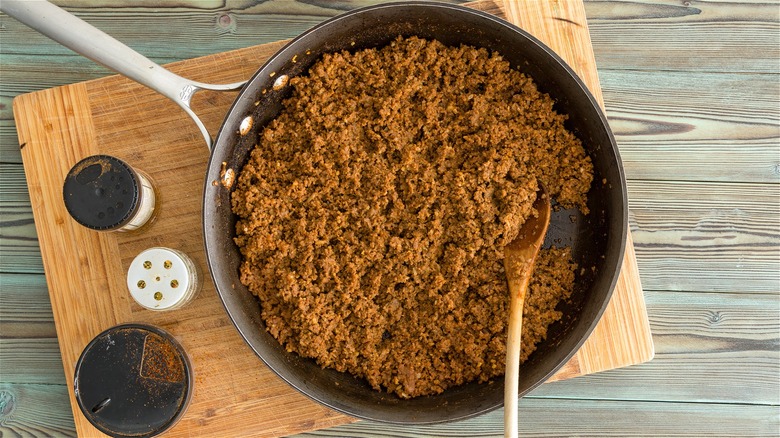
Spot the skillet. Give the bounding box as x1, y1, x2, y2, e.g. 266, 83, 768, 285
2, 0, 626, 424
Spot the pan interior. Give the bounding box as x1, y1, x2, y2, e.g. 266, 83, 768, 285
204, 2, 626, 424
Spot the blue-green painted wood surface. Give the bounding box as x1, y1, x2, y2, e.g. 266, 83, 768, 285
1, 1, 778, 436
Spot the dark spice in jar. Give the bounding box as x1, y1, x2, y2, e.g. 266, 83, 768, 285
141, 333, 185, 383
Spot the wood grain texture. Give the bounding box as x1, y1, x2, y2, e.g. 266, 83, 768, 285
0, 164, 42, 274
2, 0, 779, 437
628, 180, 780, 293
294, 398, 780, 437
602, 70, 780, 183
2, 385, 777, 438
0, 383, 76, 437
585, 0, 780, 74
532, 290, 780, 406
0, 274, 55, 339
0, 339, 67, 385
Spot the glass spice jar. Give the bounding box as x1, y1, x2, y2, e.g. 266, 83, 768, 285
74, 323, 193, 437
127, 247, 201, 311
63, 155, 157, 232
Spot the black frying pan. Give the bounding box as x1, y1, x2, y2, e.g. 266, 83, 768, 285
203, 2, 627, 424
3, 1, 626, 424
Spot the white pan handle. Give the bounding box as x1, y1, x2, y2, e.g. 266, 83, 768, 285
0, 0, 246, 150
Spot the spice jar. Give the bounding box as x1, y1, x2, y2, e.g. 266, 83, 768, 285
74, 323, 192, 437
63, 155, 157, 232
127, 247, 201, 311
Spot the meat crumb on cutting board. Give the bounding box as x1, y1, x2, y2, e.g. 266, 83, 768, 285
231, 36, 593, 398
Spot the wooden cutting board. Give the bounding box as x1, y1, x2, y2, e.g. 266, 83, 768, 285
12, 0, 654, 436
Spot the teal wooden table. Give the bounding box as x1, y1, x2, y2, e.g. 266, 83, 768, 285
1, 1, 778, 436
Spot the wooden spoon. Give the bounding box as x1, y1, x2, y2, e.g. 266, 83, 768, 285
503, 185, 551, 438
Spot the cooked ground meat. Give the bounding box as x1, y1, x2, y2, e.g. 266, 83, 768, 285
231, 36, 593, 398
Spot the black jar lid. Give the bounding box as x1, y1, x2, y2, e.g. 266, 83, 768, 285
63, 155, 140, 230
74, 323, 192, 438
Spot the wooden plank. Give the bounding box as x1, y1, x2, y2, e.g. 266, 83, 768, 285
601, 70, 780, 183
2, 1, 774, 73
0, 163, 42, 274
0, 273, 55, 339
0, 339, 67, 385
0, 383, 76, 437
627, 180, 780, 293
294, 398, 780, 437
1, 384, 777, 438
532, 291, 780, 406
0, 1, 349, 61
585, 0, 780, 74
0, 122, 24, 164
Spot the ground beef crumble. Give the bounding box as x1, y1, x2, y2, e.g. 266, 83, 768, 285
231, 36, 593, 398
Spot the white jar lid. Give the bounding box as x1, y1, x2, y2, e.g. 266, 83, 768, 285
127, 247, 199, 311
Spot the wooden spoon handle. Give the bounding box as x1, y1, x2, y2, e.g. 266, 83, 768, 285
504, 274, 532, 438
